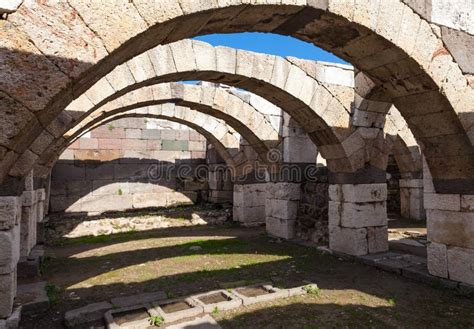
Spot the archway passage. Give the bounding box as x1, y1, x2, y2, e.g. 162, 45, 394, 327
37, 82, 282, 173
1, 1, 473, 192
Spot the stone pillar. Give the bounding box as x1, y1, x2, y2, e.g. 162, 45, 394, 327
425, 193, 474, 285
0, 196, 21, 318
424, 160, 474, 285
233, 184, 267, 226
20, 191, 37, 258
399, 179, 425, 220
265, 182, 301, 239
328, 183, 388, 256
208, 166, 233, 204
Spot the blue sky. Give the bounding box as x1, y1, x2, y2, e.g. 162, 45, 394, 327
194, 32, 348, 65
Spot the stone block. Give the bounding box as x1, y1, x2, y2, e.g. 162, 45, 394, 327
162, 140, 188, 151
64, 301, 112, 328
266, 183, 301, 201
233, 205, 265, 224
329, 184, 387, 203
16, 281, 49, 315
461, 195, 474, 211
0, 197, 21, 230
329, 226, 368, 256
153, 297, 203, 323
266, 217, 295, 240
0, 224, 20, 274
191, 289, 242, 313
427, 210, 474, 249
104, 305, 155, 329
367, 226, 388, 254
20, 204, 37, 258
447, 246, 474, 285
231, 284, 288, 305
399, 179, 423, 188
427, 242, 448, 278
329, 201, 387, 228
265, 199, 298, 221
21, 191, 37, 207
0, 271, 16, 318
424, 193, 461, 211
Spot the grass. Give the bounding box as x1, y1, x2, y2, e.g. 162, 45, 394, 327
303, 284, 320, 296
45, 283, 61, 305
148, 315, 164, 327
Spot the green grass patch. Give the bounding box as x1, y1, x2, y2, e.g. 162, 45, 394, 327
45, 283, 61, 305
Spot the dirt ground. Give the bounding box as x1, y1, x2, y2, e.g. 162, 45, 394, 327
20, 211, 474, 328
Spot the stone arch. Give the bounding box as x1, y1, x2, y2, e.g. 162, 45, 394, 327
39, 82, 282, 170
1, 1, 473, 192
37, 104, 256, 180
19, 40, 355, 181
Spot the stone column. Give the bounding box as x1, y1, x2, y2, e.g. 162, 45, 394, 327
208, 166, 233, 204
0, 196, 21, 318
424, 160, 474, 285
399, 178, 425, 220
328, 183, 388, 256
265, 182, 301, 239
233, 183, 267, 226
20, 190, 38, 258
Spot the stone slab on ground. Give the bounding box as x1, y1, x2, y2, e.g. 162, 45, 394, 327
104, 304, 158, 329
64, 301, 112, 328
191, 290, 242, 313
153, 297, 203, 323
230, 284, 288, 306
110, 290, 167, 308
16, 282, 49, 316
17, 256, 40, 279
166, 314, 221, 329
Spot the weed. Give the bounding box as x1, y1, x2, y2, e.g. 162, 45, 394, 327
212, 306, 219, 315
117, 188, 123, 196
45, 283, 61, 305
107, 124, 115, 131
303, 284, 320, 296
387, 297, 396, 306
148, 315, 164, 327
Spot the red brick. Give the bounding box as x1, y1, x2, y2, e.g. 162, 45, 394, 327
98, 138, 122, 150
91, 126, 125, 139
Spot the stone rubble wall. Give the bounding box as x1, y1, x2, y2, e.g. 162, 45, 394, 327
50, 117, 208, 216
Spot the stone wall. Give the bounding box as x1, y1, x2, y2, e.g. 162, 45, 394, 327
50, 117, 208, 216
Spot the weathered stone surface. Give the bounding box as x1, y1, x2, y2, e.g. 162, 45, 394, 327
329, 225, 368, 256
266, 217, 296, 240
0, 197, 21, 230
0, 224, 20, 274
265, 199, 299, 221
329, 184, 387, 203
367, 226, 388, 254
447, 246, 474, 285
329, 201, 386, 228
427, 210, 474, 249
424, 193, 461, 211
0, 270, 16, 318
427, 242, 448, 278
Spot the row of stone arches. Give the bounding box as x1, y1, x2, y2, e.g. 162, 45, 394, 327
0, 1, 473, 320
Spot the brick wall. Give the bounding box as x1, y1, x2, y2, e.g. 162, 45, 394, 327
50, 117, 208, 215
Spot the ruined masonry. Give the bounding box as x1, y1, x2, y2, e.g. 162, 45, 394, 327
0, 0, 473, 324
